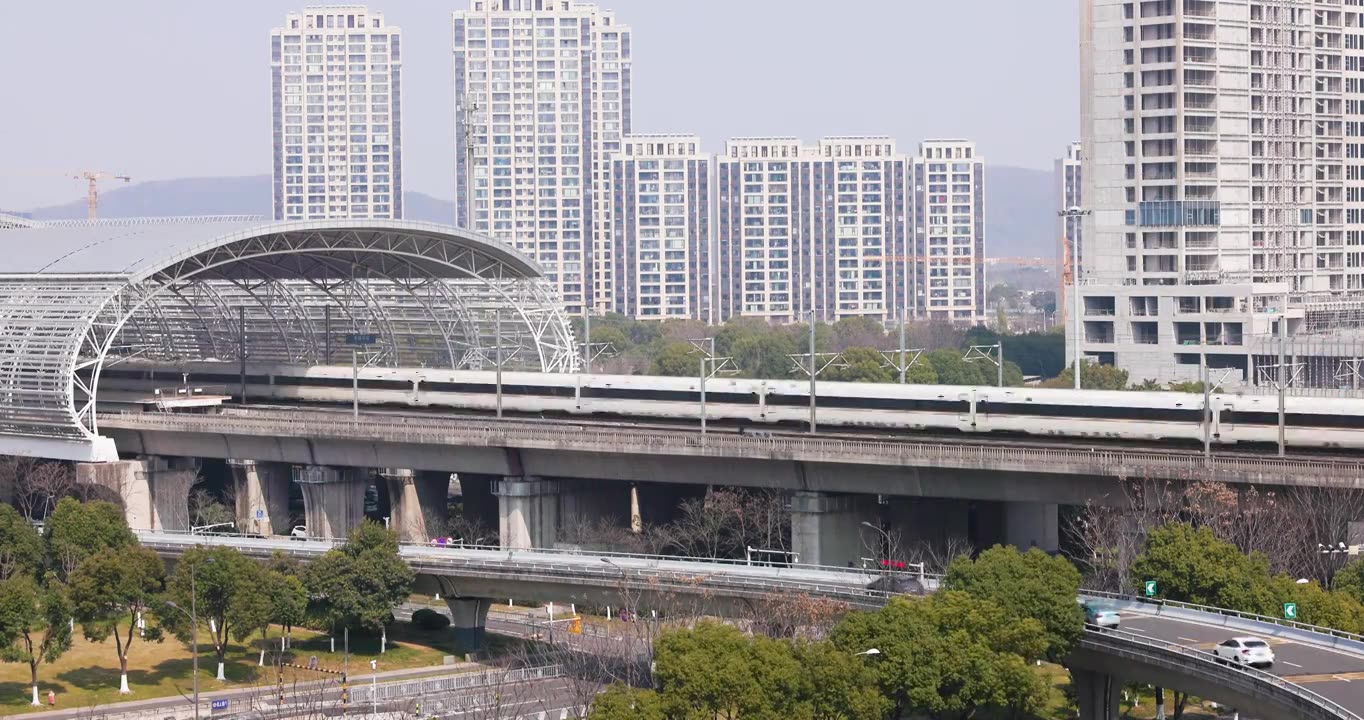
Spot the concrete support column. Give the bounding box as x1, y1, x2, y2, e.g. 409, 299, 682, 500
294, 466, 368, 540
1004, 501, 1060, 553
445, 597, 492, 651
790, 491, 877, 568
1071, 668, 1119, 720
382, 469, 449, 543
495, 477, 558, 550
77, 456, 197, 532
228, 459, 290, 536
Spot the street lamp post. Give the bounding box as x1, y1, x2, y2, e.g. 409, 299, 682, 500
1057, 207, 1090, 389
860, 521, 893, 572
165, 567, 202, 720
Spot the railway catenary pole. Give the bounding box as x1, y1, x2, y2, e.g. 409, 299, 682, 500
495, 308, 503, 419
997, 339, 1004, 388
352, 349, 359, 419
239, 306, 247, 406
1202, 363, 1212, 461
1278, 307, 1287, 457
898, 308, 907, 384
323, 305, 331, 364
809, 311, 818, 434
699, 355, 708, 435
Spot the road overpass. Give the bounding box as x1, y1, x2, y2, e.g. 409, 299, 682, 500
150, 531, 1364, 720
138, 530, 891, 646
90, 404, 1364, 567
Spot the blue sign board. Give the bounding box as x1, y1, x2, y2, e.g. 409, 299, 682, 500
255, 509, 264, 520
344, 333, 378, 345
211, 699, 229, 712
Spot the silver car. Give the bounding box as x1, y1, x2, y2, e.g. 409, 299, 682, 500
1214, 637, 1275, 668
1082, 603, 1121, 630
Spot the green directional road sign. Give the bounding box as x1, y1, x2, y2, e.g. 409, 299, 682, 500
1284, 602, 1298, 620
1144, 580, 1158, 597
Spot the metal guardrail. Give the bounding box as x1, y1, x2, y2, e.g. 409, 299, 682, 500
99, 408, 1364, 484
1082, 628, 1363, 720
136, 531, 894, 607
349, 665, 563, 704
1081, 589, 1364, 646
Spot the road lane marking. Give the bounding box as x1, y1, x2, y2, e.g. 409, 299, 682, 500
1281, 660, 1303, 668
1178, 636, 1200, 642
1281, 671, 1364, 683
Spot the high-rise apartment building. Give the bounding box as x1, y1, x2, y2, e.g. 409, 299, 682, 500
453, 0, 632, 315
1078, 0, 1364, 384
1056, 141, 1083, 319
608, 134, 711, 321
716, 137, 911, 323
910, 140, 986, 323
271, 6, 403, 221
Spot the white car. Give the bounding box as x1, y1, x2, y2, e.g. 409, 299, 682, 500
1213, 637, 1275, 668
290, 525, 308, 540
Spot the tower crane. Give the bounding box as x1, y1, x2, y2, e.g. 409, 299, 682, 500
73, 171, 130, 220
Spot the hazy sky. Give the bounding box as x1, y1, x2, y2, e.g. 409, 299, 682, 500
0, 1, 1080, 211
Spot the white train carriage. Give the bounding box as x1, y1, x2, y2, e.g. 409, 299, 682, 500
90, 361, 1364, 450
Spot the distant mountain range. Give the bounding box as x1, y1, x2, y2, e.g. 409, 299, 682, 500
27, 166, 1058, 258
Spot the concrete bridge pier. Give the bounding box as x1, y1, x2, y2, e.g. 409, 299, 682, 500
445, 597, 492, 651
229, 459, 290, 536
495, 477, 558, 549
77, 456, 197, 531
382, 469, 449, 543
790, 491, 878, 568
1071, 668, 1119, 720
294, 465, 368, 539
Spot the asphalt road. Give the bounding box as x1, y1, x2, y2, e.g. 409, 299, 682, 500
1115, 611, 1364, 710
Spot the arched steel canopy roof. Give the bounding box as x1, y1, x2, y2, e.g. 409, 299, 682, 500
0, 218, 579, 462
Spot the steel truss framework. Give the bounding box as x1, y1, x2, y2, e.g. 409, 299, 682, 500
0, 220, 578, 461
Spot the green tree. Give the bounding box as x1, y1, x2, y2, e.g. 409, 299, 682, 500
68, 546, 165, 693
1030, 291, 1057, 315
1130, 523, 1277, 614
654, 621, 773, 719
650, 341, 697, 377
926, 349, 990, 386
1041, 361, 1131, 390
904, 359, 939, 384
988, 283, 1022, 308
0, 505, 43, 581
831, 592, 1048, 720
824, 347, 893, 383
0, 573, 73, 706
1268, 576, 1364, 633
590, 684, 665, 720
789, 639, 892, 720
43, 498, 135, 579
161, 546, 271, 680
261, 570, 307, 662
945, 546, 1084, 660
731, 332, 797, 379
304, 521, 414, 641
829, 316, 886, 351
1166, 380, 1207, 393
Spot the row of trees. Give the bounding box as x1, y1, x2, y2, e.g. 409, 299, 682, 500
0, 499, 413, 703
588, 546, 1084, 720
1131, 523, 1364, 634
579, 314, 1059, 385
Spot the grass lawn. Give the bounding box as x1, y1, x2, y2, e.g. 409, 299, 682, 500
0, 623, 458, 714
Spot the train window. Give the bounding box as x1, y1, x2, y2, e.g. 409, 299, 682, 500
1223, 410, 1364, 430
765, 394, 966, 412
582, 387, 757, 404
989, 402, 1201, 423
422, 381, 575, 397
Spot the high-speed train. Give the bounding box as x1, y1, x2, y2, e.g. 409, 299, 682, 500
94, 361, 1364, 450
